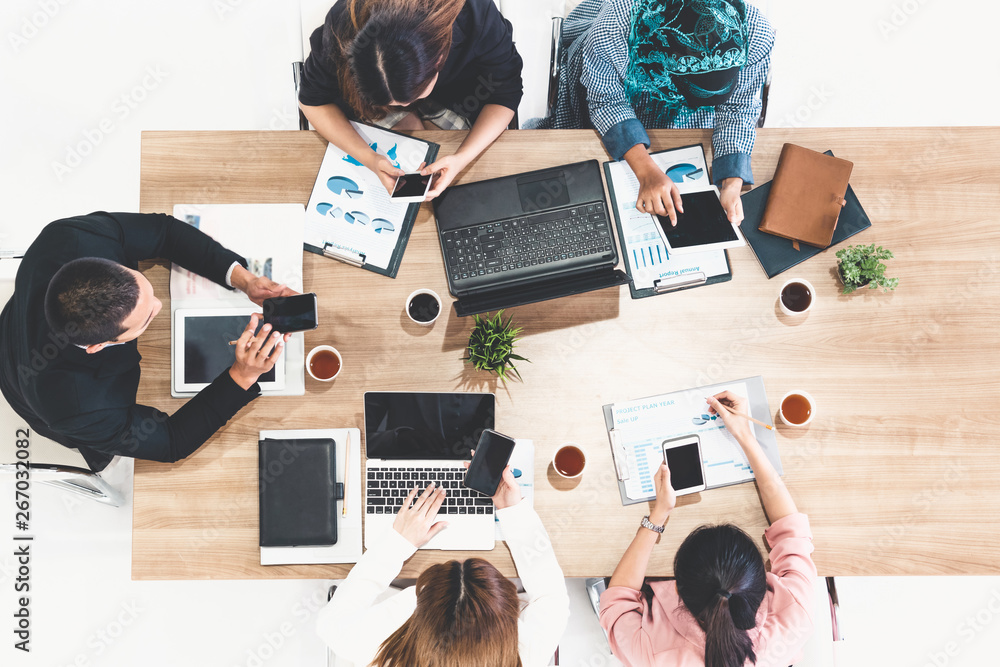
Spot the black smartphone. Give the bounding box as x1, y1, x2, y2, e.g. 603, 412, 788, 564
262, 293, 319, 333
391, 172, 432, 202
463, 429, 516, 496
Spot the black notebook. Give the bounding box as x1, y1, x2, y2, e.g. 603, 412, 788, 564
259, 438, 344, 548
741, 151, 872, 279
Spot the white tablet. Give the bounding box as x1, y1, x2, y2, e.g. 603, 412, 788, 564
654, 186, 746, 255
173, 308, 286, 394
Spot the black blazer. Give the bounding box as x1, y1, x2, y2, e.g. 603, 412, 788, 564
299, 0, 523, 122
0, 212, 259, 471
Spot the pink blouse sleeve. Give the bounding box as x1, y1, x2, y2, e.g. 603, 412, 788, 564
764, 512, 817, 607
598, 586, 656, 667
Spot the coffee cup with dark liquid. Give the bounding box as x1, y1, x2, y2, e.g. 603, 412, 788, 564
553, 443, 587, 479
306, 345, 342, 382
778, 391, 814, 427
405, 289, 442, 326
779, 278, 815, 317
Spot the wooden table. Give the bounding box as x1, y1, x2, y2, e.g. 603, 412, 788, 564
134, 128, 1000, 579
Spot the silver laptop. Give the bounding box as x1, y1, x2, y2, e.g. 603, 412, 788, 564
363, 392, 496, 551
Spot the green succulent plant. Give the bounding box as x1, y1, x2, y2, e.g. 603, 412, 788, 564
836, 243, 899, 294
463, 310, 528, 382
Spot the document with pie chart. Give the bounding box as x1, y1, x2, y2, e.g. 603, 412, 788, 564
604, 143, 731, 294
304, 122, 439, 277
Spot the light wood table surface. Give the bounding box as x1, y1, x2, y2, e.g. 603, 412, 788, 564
134, 128, 1000, 580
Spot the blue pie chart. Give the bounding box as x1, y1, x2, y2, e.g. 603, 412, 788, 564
372, 218, 395, 234
327, 176, 362, 197
666, 163, 704, 183
345, 211, 370, 226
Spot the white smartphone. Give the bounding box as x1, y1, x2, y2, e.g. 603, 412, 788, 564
391, 172, 432, 203
662, 434, 706, 495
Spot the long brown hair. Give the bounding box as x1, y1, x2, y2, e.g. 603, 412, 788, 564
373, 558, 522, 667
329, 0, 465, 121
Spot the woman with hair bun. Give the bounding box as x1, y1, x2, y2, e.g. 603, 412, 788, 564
299, 0, 523, 200
600, 390, 816, 667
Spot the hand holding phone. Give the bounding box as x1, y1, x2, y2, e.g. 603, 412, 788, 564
262, 293, 319, 333
391, 172, 433, 203
662, 435, 706, 496
463, 429, 517, 497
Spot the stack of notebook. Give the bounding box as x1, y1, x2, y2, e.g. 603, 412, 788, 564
741, 145, 872, 278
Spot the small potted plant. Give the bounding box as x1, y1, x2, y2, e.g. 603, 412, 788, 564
464, 310, 529, 382
835, 244, 899, 294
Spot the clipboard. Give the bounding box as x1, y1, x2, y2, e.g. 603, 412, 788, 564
602, 375, 781, 506
303, 124, 440, 278
603, 144, 732, 299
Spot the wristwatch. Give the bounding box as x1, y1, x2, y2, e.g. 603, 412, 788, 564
640, 515, 665, 534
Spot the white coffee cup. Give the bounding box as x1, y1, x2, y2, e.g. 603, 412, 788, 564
778, 278, 815, 317
778, 390, 815, 427
552, 443, 587, 479
306, 345, 342, 382
405, 289, 442, 326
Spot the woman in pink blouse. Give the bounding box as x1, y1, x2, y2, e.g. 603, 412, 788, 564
600, 390, 817, 667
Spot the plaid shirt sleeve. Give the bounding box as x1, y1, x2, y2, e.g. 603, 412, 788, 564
711, 5, 774, 184
580, 0, 650, 161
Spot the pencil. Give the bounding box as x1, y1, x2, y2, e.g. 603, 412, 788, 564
717, 402, 774, 431
343, 430, 351, 517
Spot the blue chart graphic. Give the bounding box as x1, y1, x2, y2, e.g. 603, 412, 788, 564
343, 142, 401, 168
635, 440, 658, 495
691, 413, 719, 426
345, 211, 370, 226
666, 163, 704, 184
372, 218, 395, 234
632, 244, 665, 268
326, 176, 363, 198
315, 203, 344, 218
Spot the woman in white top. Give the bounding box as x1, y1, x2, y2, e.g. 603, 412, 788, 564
316, 464, 570, 667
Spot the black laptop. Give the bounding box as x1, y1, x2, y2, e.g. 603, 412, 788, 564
432, 160, 630, 316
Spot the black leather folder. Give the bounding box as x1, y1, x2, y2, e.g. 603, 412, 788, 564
259, 438, 344, 547
741, 151, 872, 279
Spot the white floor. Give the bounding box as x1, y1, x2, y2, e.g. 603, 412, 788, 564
2, 1, 1000, 665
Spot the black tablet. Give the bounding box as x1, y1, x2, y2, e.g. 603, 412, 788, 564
654, 187, 746, 255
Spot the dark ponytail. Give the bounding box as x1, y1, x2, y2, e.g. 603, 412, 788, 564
674, 525, 767, 667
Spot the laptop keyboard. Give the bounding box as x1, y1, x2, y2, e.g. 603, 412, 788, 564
366, 467, 494, 515
441, 203, 614, 284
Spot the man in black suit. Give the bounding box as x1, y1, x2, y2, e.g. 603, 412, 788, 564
0, 212, 295, 471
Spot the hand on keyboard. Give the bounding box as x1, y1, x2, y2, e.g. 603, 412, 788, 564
392, 482, 448, 548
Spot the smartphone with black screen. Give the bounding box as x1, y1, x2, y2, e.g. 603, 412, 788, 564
662, 434, 706, 495
463, 429, 516, 496
391, 173, 433, 203
262, 293, 319, 333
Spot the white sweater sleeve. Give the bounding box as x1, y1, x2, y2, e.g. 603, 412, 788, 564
498, 502, 571, 667
315, 528, 418, 665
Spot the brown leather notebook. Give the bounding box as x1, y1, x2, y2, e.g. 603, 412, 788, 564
759, 144, 853, 249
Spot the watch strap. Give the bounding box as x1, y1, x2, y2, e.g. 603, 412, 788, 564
641, 515, 665, 534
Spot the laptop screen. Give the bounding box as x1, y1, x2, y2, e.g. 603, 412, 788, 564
364, 392, 495, 460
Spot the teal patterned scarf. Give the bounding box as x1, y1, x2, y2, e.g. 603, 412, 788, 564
624, 0, 749, 124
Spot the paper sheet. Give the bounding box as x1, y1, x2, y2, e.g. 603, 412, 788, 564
169, 204, 306, 397
304, 123, 430, 270
611, 382, 754, 500
495, 439, 534, 540
606, 145, 730, 289
259, 428, 363, 565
